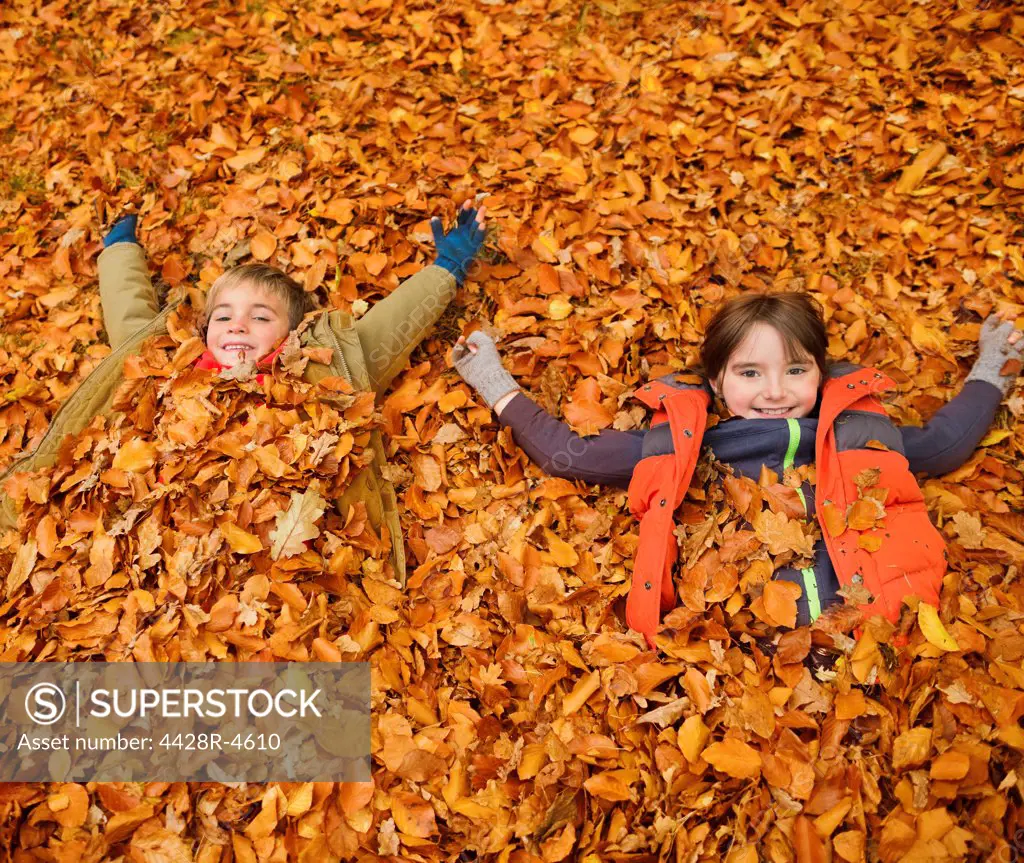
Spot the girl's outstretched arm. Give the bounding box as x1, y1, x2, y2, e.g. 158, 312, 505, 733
901, 381, 1004, 475
497, 393, 644, 489
902, 315, 1023, 475
452, 331, 645, 488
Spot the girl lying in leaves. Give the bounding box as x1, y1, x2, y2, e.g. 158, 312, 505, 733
0, 203, 487, 593
453, 293, 1024, 650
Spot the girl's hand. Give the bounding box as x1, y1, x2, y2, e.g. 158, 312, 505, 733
432, 200, 488, 286
966, 313, 1024, 396
451, 330, 520, 413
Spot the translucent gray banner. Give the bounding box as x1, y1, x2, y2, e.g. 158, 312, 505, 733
0, 662, 369, 782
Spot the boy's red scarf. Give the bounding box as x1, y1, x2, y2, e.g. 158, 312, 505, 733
193, 344, 285, 381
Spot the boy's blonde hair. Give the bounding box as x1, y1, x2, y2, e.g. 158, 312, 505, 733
201, 264, 314, 336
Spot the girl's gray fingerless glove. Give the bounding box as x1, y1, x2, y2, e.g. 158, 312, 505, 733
965, 316, 1024, 396
451, 331, 520, 409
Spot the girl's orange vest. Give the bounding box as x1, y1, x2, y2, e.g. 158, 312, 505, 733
625, 367, 946, 648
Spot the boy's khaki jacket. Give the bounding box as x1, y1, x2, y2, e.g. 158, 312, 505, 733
0, 244, 459, 587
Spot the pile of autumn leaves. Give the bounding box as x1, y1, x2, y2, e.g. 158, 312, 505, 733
8, 341, 1019, 859
3, 301, 386, 662
675, 452, 819, 630
644, 454, 1024, 861
676, 450, 889, 634
6, 304, 1024, 858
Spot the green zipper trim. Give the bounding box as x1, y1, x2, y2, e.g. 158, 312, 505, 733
800, 567, 821, 620
783, 418, 801, 473
785, 419, 821, 622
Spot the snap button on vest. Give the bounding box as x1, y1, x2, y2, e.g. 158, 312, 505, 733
852, 574, 863, 584
659, 394, 665, 401
684, 430, 692, 437
847, 383, 856, 389
644, 385, 652, 391
660, 499, 667, 506
644, 581, 651, 590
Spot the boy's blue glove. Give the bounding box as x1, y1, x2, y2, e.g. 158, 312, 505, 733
432, 206, 485, 286
103, 214, 138, 247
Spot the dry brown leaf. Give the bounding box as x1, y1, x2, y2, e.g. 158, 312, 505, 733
703, 738, 762, 780
269, 486, 327, 560
762, 580, 801, 628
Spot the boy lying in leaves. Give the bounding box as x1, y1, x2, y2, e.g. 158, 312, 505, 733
3, 320, 386, 661
0, 204, 487, 602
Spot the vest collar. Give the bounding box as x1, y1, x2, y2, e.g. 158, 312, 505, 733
819, 367, 897, 428
633, 375, 712, 411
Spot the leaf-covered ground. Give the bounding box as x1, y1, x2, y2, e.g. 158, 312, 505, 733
2, 0, 1024, 860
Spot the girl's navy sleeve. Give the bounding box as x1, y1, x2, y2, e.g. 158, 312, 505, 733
900, 380, 1004, 476
497, 393, 646, 489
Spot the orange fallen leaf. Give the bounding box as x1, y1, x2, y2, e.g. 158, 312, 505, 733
220, 521, 263, 555
562, 670, 601, 716
820, 502, 847, 537
365, 253, 388, 276
250, 230, 277, 261
391, 792, 437, 838
563, 399, 614, 435
703, 738, 762, 780
48, 784, 89, 828
835, 691, 866, 720
112, 438, 157, 473
846, 498, 881, 531
930, 750, 970, 781
763, 580, 801, 628
583, 769, 636, 802
896, 142, 947, 195
225, 146, 267, 171
679, 714, 710, 762
892, 727, 931, 770
438, 389, 468, 412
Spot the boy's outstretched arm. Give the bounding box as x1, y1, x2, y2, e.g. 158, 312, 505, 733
902, 315, 1024, 475
356, 202, 486, 396
452, 329, 644, 488
97, 214, 161, 350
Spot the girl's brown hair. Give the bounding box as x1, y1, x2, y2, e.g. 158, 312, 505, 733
700, 292, 828, 383
201, 264, 314, 336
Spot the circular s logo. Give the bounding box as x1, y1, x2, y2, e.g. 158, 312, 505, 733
25, 683, 66, 725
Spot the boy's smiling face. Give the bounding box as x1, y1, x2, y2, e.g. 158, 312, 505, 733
205, 282, 291, 368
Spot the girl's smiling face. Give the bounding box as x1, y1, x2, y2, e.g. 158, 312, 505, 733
712, 322, 822, 420
205, 283, 291, 368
